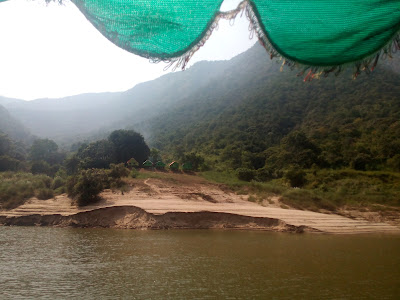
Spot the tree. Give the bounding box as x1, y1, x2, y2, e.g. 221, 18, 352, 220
108, 130, 150, 165
280, 131, 321, 169
182, 152, 205, 171
77, 140, 116, 169
0, 133, 13, 157
65, 155, 81, 175
31, 160, 51, 175
149, 148, 161, 163
0, 155, 21, 171
67, 169, 107, 206
285, 167, 307, 187
29, 138, 64, 165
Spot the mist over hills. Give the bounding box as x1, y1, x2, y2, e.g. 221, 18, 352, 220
0, 59, 232, 144
0, 44, 399, 172
0, 104, 33, 143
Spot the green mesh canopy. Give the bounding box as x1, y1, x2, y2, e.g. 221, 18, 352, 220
2, 0, 400, 76
72, 0, 224, 59
250, 0, 400, 67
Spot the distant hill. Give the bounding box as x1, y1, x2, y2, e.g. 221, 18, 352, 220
1, 44, 399, 171
0, 60, 233, 144
0, 103, 33, 143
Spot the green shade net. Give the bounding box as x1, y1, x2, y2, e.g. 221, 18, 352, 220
1, 0, 400, 74
72, 0, 224, 60
250, 0, 400, 67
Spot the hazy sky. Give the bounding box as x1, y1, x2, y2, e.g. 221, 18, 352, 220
0, 0, 256, 100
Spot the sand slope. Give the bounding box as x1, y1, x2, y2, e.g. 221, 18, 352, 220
1, 174, 399, 234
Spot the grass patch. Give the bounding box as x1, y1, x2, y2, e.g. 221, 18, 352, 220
201, 169, 400, 213
200, 171, 247, 188
305, 169, 400, 207
248, 195, 257, 203
281, 189, 337, 212
136, 171, 173, 180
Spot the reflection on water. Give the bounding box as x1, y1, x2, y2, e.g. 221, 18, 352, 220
1, 227, 400, 299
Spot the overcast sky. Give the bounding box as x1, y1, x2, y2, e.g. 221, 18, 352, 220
0, 0, 256, 100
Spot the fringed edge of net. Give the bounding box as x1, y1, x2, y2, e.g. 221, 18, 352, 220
161, 0, 400, 79
72, 0, 400, 77
150, 0, 249, 71
246, 1, 400, 80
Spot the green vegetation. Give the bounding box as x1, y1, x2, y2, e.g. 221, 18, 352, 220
0, 128, 148, 208
72, 130, 149, 170
67, 169, 108, 207
0, 172, 55, 209
67, 164, 130, 207
1, 45, 399, 213
202, 169, 400, 211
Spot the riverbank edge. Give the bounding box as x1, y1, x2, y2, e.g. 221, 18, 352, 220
0, 205, 317, 233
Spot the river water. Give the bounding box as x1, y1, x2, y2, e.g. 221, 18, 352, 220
1, 227, 399, 299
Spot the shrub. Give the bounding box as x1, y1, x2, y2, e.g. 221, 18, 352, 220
130, 169, 138, 178
255, 167, 273, 182
108, 163, 130, 179
387, 154, 400, 172
351, 153, 372, 171
0, 172, 53, 209
31, 160, 51, 175
36, 188, 54, 200
285, 167, 307, 187
67, 169, 108, 206
236, 168, 256, 181
54, 186, 66, 195
0, 155, 21, 171
51, 176, 65, 190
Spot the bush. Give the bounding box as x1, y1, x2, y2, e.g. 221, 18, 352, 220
130, 169, 138, 178
31, 160, 51, 175
67, 169, 108, 206
51, 176, 65, 190
108, 163, 130, 179
36, 188, 54, 200
54, 186, 66, 195
255, 167, 273, 182
0, 155, 21, 172
236, 168, 256, 181
285, 167, 307, 187
387, 154, 400, 172
351, 153, 372, 171
0, 172, 53, 209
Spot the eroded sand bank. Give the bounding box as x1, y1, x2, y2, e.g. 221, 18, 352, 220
1, 174, 399, 234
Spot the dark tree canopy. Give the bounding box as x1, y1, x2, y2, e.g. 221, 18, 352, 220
29, 138, 64, 165
108, 130, 150, 164
77, 140, 116, 169
0, 132, 13, 157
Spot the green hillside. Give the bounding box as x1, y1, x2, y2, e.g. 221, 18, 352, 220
0, 61, 231, 143
146, 45, 400, 174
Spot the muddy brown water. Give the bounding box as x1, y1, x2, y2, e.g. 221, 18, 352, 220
1, 227, 400, 299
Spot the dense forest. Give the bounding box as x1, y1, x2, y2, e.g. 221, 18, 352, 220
147, 45, 400, 175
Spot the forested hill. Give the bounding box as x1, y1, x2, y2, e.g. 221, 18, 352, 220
0, 104, 33, 143
1, 43, 399, 172
0, 58, 236, 144
144, 44, 400, 172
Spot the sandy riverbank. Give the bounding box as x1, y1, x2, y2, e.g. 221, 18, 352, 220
1, 173, 399, 234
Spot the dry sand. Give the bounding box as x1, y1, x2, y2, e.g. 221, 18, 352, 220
1, 172, 399, 234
